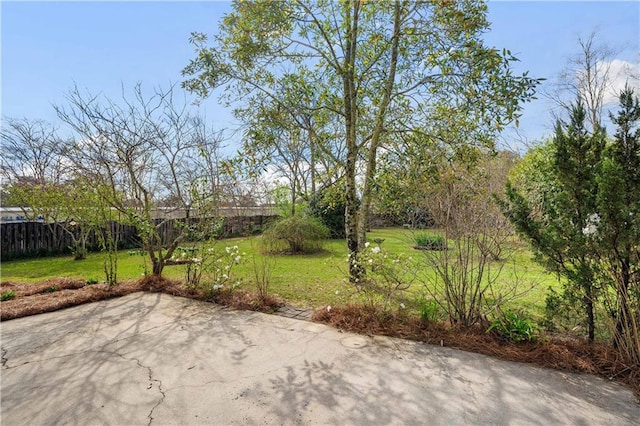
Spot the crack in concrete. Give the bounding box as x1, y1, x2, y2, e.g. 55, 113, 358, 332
103, 351, 166, 425
1, 347, 8, 368
0, 349, 91, 370
145, 363, 166, 426
2, 346, 167, 424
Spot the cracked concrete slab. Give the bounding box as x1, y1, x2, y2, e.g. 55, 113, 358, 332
1, 292, 638, 425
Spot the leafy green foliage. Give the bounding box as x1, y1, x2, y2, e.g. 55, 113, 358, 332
488, 309, 538, 342
593, 87, 640, 363
182, 0, 541, 282
542, 286, 587, 334
500, 101, 606, 341
418, 298, 442, 323
414, 233, 445, 250
308, 184, 347, 239
262, 215, 329, 254
1, 291, 16, 301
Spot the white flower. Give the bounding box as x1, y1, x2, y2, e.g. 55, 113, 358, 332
222, 274, 228, 279
327, 305, 332, 312
365, 242, 371, 248
400, 303, 406, 309
235, 255, 242, 263
371, 246, 381, 254
207, 248, 215, 253
225, 247, 231, 253
233, 245, 239, 250
192, 257, 202, 263
213, 284, 223, 290
368, 259, 373, 264
335, 290, 339, 295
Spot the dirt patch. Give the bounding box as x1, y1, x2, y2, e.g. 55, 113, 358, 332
312, 304, 640, 400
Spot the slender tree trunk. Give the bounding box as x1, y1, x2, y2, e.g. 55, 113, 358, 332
357, 0, 402, 247
343, 0, 362, 282
309, 127, 316, 195
585, 292, 595, 342
291, 183, 296, 216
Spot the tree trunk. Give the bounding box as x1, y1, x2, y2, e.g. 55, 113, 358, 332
152, 258, 164, 276
343, 0, 362, 283
585, 292, 595, 342
357, 1, 401, 248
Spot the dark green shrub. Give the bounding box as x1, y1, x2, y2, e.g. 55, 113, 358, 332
542, 286, 592, 335
1, 290, 16, 301
263, 215, 329, 254
308, 184, 347, 239
488, 309, 538, 342
414, 233, 445, 250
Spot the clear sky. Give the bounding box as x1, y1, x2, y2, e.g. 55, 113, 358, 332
2, 1, 639, 154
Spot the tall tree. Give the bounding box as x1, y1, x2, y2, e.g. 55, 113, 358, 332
183, 0, 539, 280
595, 86, 640, 362
1, 118, 65, 187
501, 101, 607, 341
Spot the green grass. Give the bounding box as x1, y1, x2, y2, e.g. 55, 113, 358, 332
0, 228, 560, 315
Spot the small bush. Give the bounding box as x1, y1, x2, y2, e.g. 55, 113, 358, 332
43, 285, 58, 294
488, 309, 538, 342
419, 298, 442, 323
308, 184, 347, 239
177, 244, 244, 298
353, 242, 415, 312
263, 215, 329, 254
414, 233, 445, 250
1, 291, 16, 301
86, 278, 99, 285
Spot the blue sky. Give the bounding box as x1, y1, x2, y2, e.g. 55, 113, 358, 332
2, 1, 639, 154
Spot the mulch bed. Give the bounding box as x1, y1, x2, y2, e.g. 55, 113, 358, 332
0, 276, 282, 322
1, 278, 637, 400
0, 279, 146, 321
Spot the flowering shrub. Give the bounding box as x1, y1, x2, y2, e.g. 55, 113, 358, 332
352, 242, 416, 312
175, 244, 243, 297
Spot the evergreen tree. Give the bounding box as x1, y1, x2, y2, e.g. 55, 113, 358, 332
501, 100, 606, 341
595, 86, 640, 362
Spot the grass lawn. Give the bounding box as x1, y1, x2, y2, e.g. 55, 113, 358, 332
1, 228, 559, 316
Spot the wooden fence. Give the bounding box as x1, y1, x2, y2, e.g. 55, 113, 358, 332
0, 215, 278, 261
0, 221, 139, 261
